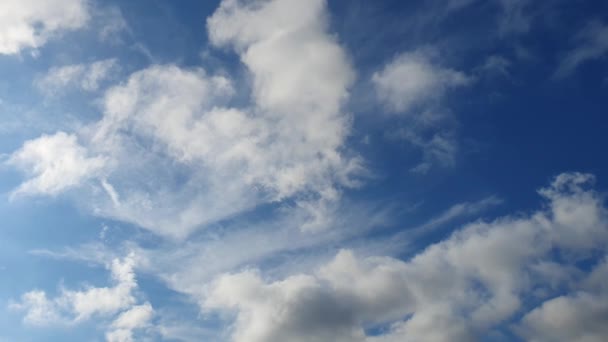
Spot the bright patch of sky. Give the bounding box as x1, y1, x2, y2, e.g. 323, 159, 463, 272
1, 0, 607, 341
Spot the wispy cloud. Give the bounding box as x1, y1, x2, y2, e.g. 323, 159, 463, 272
36, 59, 118, 95
555, 21, 608, 78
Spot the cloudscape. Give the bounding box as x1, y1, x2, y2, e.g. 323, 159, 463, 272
1, 0, 608, 341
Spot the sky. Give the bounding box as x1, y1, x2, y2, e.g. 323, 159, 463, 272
0, 0, 607, 341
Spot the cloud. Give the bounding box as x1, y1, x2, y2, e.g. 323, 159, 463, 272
0, 0, 89, 55
7, 132, 107, 198
9, 291, 61, 326
106, 303, 154, 342
10, 254, 153, 341
516, 290, 608, 342
555, 21, 608, 78
372, 49, 470, 173
477, 55, 512, 78
36, 59, 118, 94
97, 6, 130, 43
401, 130, 459, 173
404, 195, 503, 236
372, 49, 469, 114
8, 0, 361, 238
515, 251, 608, 341
202, 172, 608, 341
11, 254, 139, 323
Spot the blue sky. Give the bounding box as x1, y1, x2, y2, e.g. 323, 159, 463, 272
1, 0, 608, 341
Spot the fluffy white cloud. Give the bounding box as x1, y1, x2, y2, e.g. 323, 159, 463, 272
7, 0, 360, 238
372, 49, 469, 114
206, 0, 359, 200
0, 0, 89, 55
203, 172, 608, 342
555, 21, 608, 78
11, 254, 138, 324
11, 254, 153, 341
7, 132, 107, 198
36, 59, 118, 94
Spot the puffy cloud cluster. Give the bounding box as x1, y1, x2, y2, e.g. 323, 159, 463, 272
10, 254, 153, 342
204, 173, 608, 342
0, 0, 89, 55
8, 0, 360, 238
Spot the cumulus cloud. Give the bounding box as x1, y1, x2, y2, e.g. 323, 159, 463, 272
0, 0, 89, 55
203, 172, 608, 342
36, 59, 118, 94
10, 254, 153, 341
11, 254, 138, 324
7, 132, 107, 198
9, 0, 361, 238
555, 21, 608, 78
372, 49, 469, 114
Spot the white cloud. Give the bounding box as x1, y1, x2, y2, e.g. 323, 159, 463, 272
0, 0, 89, 55
11, 254, 153, 341
555, 21, 608, 78
9, 291, 61, 326
7, 0, 361, 238
517, 291, 608, 342
11, 254, 138, 323
208, 0, 354, 118
372, 49, 469, 114
106, 303, 154, 342
36, 59, 118, 94
7, 132, 107, 198
202, 172, 608, 342
372, 49, 469, 173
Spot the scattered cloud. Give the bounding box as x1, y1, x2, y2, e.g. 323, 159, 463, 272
0, 0, 89, 55
3, 0, 608, 341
